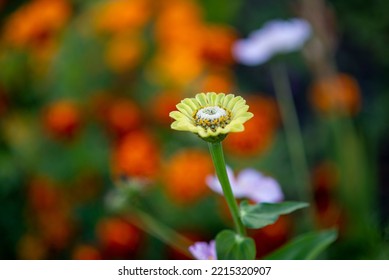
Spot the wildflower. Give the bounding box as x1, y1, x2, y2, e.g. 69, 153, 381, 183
97, 218, 141, 258
38, 210, 74, 251
312, 162, 343, 229
42, 100, 81, 140
105, 33, 144, 73
17, 234, 48, 260
112, 131, 159, 179
148, 49, 204, 87
154, 0, 204, 49
206, 167, 284, 203
28, 176, 59, 212
250, 216, 290, 258
164, 149, 213, 204
72, 245, 102, 260
202, 25, 237, 65
93, 0, 151, 34
2, 0, 70, 48
90, 93, 141, 135
0, 89, 8, 117
224, 95, 279, 156
105, 98, 142, 137
169, 92, 253, 142
199, 69, 235, 94
151, 0, 205, 87
309, 73, 361, 116
151, 92, 182, 126
233, 18, 312, 66
189, 240, 217, 260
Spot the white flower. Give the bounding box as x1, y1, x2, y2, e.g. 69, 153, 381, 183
233, 18, 312, 66
206, 167, 284, 203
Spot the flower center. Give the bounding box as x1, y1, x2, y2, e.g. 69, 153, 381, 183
194, 106, 231, 131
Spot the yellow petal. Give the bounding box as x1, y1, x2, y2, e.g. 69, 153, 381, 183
215, 93, 225, 107
232, 104, 250, 117
222, 94, 234, 107
206, 92, 217, 105
177, 103, 194, 118
169, 111, 187, 121
184, 98, 200, 111
226, 122, 244, 132
195, 93, 208, 106
171, 120, 197, 131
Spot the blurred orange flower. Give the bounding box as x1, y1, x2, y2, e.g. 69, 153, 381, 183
0, 89, 7, 117
201, 25, 237, 65
29, 39, 59, 75
105, 98, 142, 137
0, 0, 5, 11
309, 73, 361, 116
163, 149, 213, 204
315, 201, 343, 229
149, 0, 206, 87
36, 209, 74, 251
72, 244, 102, 260
149, 49, 205, 88
112, 131, 159, 179
250, 216, 291, 258
90, 93, 142, 136
312, 162, 343, 229
94, 0, 152, 35
2, 0, 70, 48
151, 91, 182, 125
26, 175, 74, 252
105, 33, 144, 73
225, 95, 279, 156
28, 176, 60, 213
199, 68, 235, 93
17, 234, 48, 260
154, 0, 203, 50
42, 99, 81, 140
312, 161, 338, 193
97, 218, 141, 258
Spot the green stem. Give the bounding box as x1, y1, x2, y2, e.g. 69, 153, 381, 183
126, 208, 193, 258
270, 62, 314, 226
208, 141, 246, 236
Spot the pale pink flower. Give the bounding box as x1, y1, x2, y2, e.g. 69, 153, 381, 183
189, 240, 217, 260
233, 18, 312, 65
206, 167, 284, 203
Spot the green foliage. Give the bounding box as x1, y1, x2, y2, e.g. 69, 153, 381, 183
265, 229, 338, 260
240, 200, 308, 229
0, 0, 387, 260
216, 230, 256, 260
199, 0, 241, 23
48, 26, 111, 100
329, 0, 389, 65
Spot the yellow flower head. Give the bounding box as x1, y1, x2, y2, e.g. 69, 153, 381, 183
169, 92, 254, 142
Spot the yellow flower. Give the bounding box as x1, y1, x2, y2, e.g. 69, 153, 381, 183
169, 92, 253, 142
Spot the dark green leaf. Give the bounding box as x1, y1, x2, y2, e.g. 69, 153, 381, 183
216, 230, 256, 260
240, 201, 308, 229
265, 229, 338, 260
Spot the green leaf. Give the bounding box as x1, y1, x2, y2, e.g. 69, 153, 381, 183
216, 230, 256, 260
265, 229, 338, 260
240, 201, 308, 229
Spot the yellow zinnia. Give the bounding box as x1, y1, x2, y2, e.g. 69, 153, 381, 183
169, 92, 253, 142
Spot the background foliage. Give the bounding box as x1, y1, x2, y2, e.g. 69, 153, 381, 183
0, 0, 388, 259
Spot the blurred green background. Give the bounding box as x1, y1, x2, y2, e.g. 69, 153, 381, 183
0, 0, 388, 259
